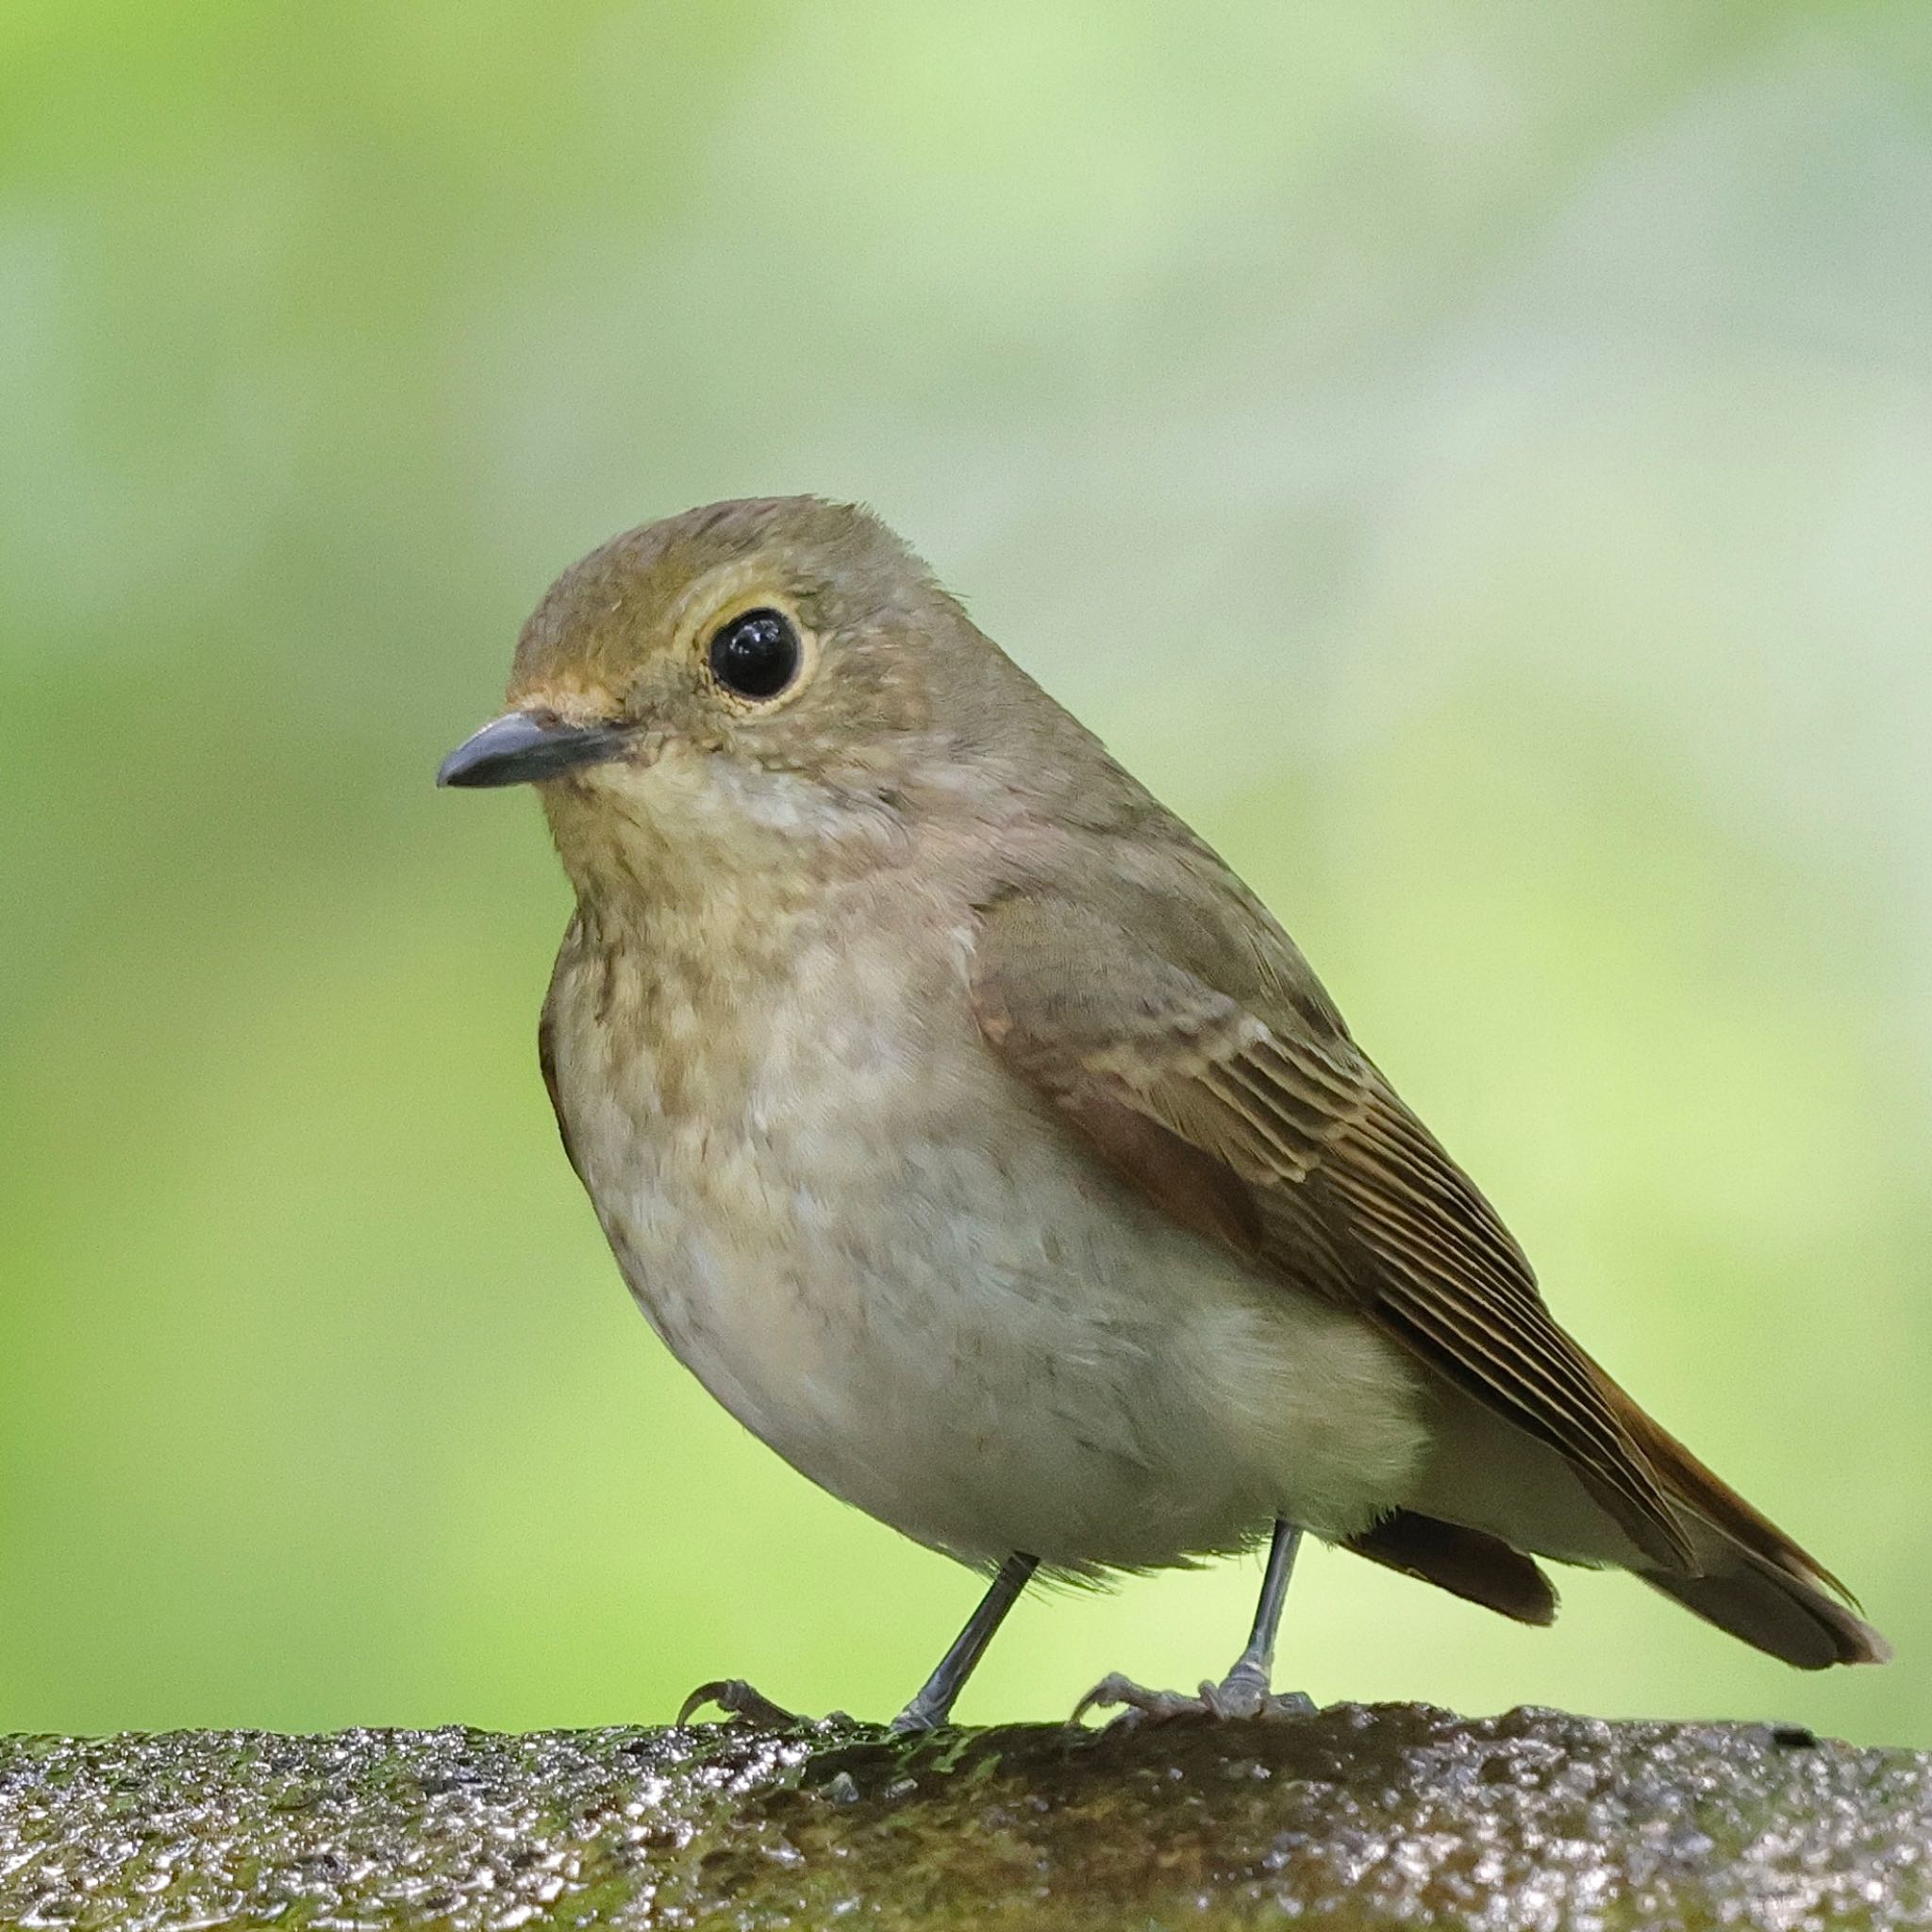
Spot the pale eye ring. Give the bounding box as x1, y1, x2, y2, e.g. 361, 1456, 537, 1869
707, 608, 801, 701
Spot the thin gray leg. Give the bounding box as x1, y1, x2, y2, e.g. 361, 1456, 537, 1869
891, 1553, 1039, 1732
1215, 1520, 1307, 1709
1073, 1518, 1313, 1724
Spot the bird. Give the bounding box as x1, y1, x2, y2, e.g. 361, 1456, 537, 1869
438, 494, 1887, 1731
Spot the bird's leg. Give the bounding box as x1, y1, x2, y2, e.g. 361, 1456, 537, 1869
1209, 1520, 1314, 1716
676, 1553, 1038, 1732
1074, 1520, 1316, 1724
890, 1552, 1039, 1733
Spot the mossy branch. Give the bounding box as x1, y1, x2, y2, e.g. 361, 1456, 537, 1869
2, 1703, 1927, 1929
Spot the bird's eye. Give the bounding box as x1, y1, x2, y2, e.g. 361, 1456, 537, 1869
707, 608, 801, 702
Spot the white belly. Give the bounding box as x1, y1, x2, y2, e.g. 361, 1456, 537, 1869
549, 919, 1425, 1575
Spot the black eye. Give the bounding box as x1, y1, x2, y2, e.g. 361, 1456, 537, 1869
707, 608, 801, 701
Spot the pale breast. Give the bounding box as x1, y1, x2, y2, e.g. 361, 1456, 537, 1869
542, 889, 1425, 1573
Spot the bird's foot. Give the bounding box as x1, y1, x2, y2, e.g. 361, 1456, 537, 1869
676, 1677, 806, 1728
886, 1703, 939, 1736
1073, 1664, 1316, 1726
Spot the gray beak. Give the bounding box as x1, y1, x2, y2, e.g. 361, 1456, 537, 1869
436, 711, 629, 789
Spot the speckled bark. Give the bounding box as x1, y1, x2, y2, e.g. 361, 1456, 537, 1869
1, 1704, 1927, 1929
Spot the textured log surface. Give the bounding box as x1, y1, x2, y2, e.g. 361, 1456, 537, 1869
2, 1703, 1928, 1929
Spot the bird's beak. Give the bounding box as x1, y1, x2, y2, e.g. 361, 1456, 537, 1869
436, 710, 630, 789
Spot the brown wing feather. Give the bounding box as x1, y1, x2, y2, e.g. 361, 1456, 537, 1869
973, 890, 1693, 1572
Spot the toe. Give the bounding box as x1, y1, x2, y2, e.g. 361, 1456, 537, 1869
1070, 1672, 1138, 1724
1072, 1674, 1209, 1725
676, 1678, 803, 1728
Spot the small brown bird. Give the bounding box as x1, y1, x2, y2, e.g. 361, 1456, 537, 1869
440, 496, 1886, 1730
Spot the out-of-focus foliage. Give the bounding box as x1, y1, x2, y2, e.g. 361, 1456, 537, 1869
2, 2, 1927, 1745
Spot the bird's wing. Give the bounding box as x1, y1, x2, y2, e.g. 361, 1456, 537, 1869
970, 886, 1694, 1570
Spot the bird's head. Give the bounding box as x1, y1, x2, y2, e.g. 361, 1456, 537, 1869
439, 496, 1096, 897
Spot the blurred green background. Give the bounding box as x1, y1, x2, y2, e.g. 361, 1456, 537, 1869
3, 1, 1929, 1749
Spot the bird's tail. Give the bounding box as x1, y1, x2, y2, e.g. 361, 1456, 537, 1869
1598, 1369, 1890, 1669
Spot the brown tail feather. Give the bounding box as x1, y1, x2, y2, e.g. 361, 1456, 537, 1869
1348, 1509, 1557, 1625
1591, 1357, 1889, 1667
1641, 1534, 1889, 1668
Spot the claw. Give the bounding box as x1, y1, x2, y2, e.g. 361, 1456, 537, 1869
676, 1677, 803, 1728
